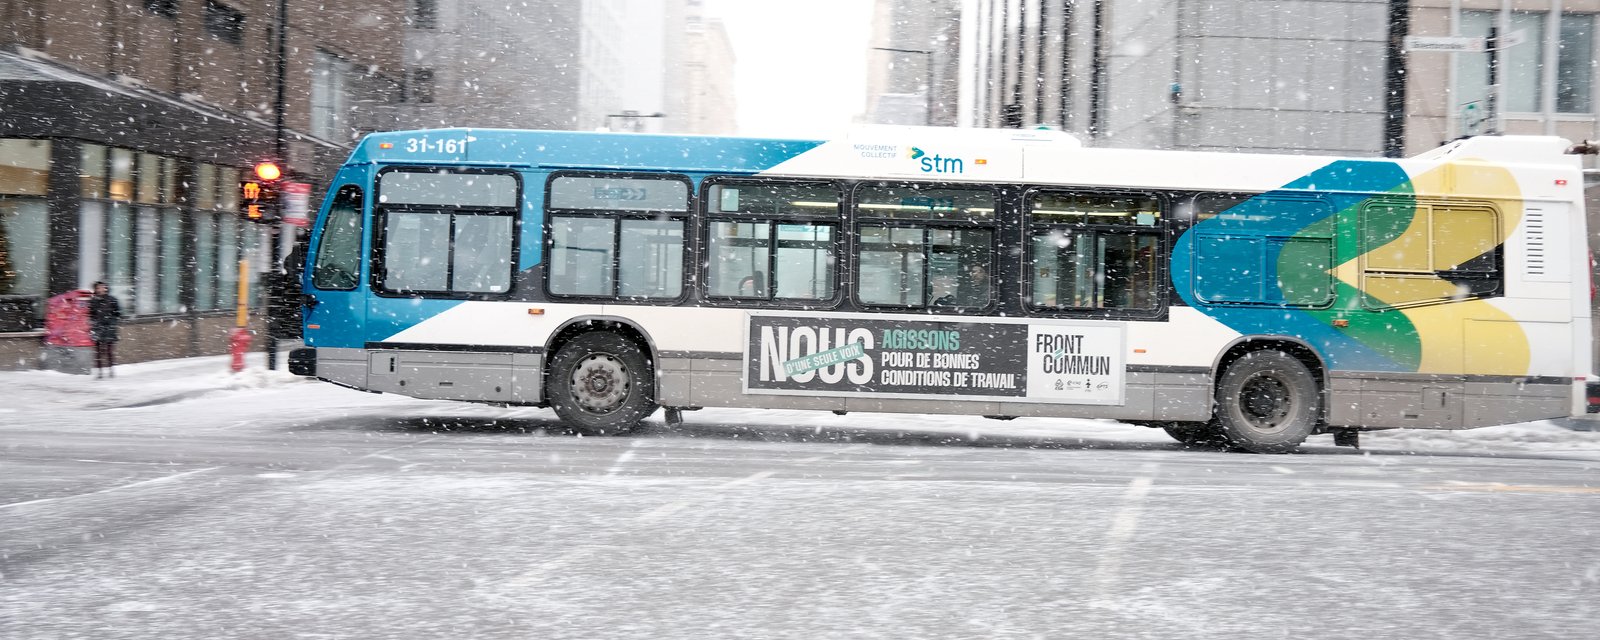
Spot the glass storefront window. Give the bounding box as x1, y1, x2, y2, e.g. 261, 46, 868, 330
196, 213, 218, 310
160, 208, 182, 313
137, 153, 162, 204
110, 149, 134, 202
134, 208, 159, 315
32, 145, 263, 320
0, 198, 48, 298
159, 157, 176, 204
108, 203, 135, 306
78, 150, 256, 318
1458, 11, 1595, 114
218, 168, 240, 211
218, 215, 239, 309
196, 163, 218, 211
0, 139, 50, 197
79, 201, 105, 289
1558, 16, 1594, 113
80, 143, 107, 199
0, 139, 50, 301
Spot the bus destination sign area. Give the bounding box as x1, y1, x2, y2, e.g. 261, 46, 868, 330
743, 312, 1126, 404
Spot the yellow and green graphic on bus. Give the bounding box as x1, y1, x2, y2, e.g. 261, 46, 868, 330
1175, 158, 1530, 376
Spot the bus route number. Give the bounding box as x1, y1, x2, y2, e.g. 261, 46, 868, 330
405, 136, 467, 154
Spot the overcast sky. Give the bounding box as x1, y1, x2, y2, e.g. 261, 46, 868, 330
705, 0, 874, 138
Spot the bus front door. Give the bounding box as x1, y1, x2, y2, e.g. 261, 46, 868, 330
299, 183, 369, 388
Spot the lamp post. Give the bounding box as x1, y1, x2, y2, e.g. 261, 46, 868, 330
872, 46, 934, 126
604, 110, 667, 132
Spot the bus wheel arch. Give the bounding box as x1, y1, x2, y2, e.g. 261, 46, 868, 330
544, 319, 659, 436
1211, 339, 1326, 454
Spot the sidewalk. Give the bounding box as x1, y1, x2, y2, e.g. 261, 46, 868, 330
0, 351, 306, 413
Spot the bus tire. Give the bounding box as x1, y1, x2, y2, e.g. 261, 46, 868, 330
1161, 421, 1227, 448
547, 332, 657, 436
1213, 350, 1320, 454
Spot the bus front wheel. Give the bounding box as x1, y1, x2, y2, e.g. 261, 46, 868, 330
547, 332, 658, 436
1213, 350, 1320, 454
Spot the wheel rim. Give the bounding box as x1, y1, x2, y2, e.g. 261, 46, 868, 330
568, 352, 630, 414
1238, 372, 1293, 433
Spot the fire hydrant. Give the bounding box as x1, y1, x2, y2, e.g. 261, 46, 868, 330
229, 328, 254, 372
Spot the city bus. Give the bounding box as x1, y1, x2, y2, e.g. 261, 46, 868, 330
285, 126, 1594, 453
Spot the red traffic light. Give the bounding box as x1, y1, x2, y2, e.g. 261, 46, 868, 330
254, 161, 282, 181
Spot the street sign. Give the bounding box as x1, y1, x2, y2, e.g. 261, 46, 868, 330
1460, 101, 1487, 136
1404, 36, 1486, 53
1496, 29, 1528, 50
282, 182, 311, 227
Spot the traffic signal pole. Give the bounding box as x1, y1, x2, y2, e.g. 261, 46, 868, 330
267, 0, 289, 370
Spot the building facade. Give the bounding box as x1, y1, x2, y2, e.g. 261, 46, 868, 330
395, 0, 730, 136
676, 4, 738, 136
610, 0, 672, 133
0, 0, 404, 369
961, 0, 1394, 156
1404, 1, 1600, 154
577, 0, 628, 131
397, 0, 582, 131
864, 0, 962, 126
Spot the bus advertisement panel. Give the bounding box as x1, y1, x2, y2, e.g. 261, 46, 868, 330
743, 312, 1126, 405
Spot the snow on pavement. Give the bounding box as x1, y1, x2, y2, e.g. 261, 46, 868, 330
3, 353, 1598, 460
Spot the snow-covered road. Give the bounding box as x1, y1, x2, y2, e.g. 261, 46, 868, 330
2, 356, 1597, 638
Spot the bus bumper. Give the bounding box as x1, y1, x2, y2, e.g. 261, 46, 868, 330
288, 347, 316, 377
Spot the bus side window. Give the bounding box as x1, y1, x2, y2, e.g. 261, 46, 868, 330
853, 183, 996, 310
1026, 190, 1162, 312
373, 169, 519, 296
1360, 201, 1500, 308
704, 180, 839, 303
1190, 193, 1334, 308
706, 221, 770, 299
546, 173, 689, 300
312, 186, 363, 291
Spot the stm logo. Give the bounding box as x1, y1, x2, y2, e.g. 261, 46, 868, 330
909, 147, 965, 174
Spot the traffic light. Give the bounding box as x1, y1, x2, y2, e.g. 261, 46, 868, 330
240, 161, 283, 223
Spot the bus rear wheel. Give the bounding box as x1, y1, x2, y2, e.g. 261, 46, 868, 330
547, 332, 657, 436
1213, 350, 1320, 454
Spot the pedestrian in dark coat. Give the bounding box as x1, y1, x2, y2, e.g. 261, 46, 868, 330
88, 281, 121, 379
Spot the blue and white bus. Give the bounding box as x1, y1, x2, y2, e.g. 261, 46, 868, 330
286, 126, 1594, 452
